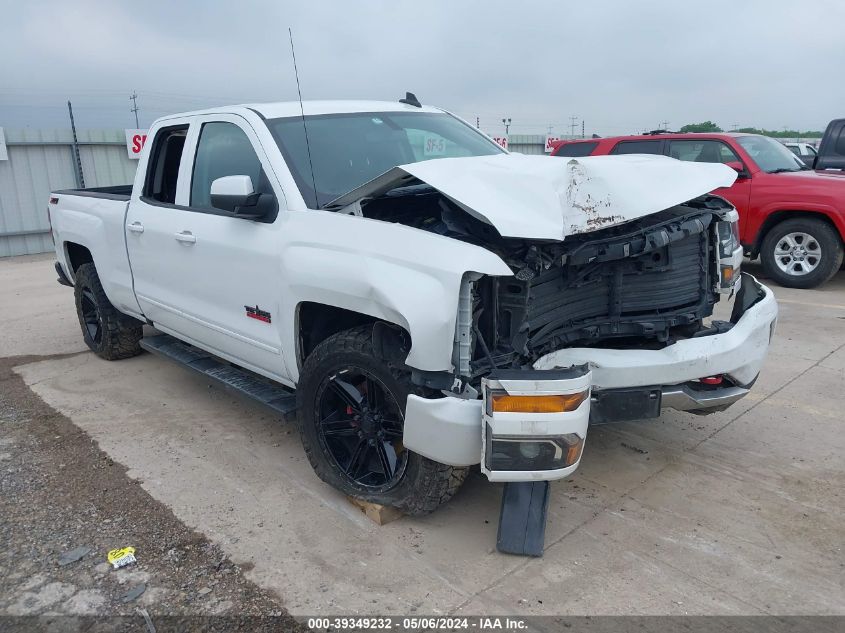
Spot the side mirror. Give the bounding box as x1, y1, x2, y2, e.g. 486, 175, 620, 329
725, 161, 749, 178
210, 175, 272, 219
210, 175, 257, 212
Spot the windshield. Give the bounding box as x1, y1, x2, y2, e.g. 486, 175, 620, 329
267, 111, 505, 207
736, 135, 805, 173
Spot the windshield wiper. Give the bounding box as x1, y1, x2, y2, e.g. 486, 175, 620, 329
768, 168, 801, 174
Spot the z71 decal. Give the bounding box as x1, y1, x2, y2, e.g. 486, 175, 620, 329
244, 305, 272, 323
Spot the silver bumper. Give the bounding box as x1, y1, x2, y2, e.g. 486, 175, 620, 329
661, 383, 749, 412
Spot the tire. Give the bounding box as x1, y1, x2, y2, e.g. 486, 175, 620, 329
296, 325, 468, 516
74, 263, 143, 360
760, 218, 843, 289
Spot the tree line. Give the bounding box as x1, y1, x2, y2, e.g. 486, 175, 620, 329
677, 121, 823, 137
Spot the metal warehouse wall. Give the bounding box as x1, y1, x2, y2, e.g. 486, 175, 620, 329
506, 135, 549, 155
0, 130, 555, 258
0, 129, 137, 257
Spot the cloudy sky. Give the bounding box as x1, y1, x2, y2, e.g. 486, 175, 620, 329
1, 0, 841, 135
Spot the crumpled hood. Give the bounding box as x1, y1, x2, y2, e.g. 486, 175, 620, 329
329, 153, 738, 241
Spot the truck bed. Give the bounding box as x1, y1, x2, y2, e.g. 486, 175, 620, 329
53, 185, 132, 201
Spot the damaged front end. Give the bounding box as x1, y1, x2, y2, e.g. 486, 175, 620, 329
470, 199, 733, 380
324, 154, 775, 479
342, 180, 743, 392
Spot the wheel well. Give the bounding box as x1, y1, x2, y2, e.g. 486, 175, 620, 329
296, 303, 379, 369
751, 211, 842, 257
296, 303, 413, 370
65, 242, 93, 273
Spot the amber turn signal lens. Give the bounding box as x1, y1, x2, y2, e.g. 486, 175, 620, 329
565, 437, 584, 466
491, 390, 588, 414
721, 265, 735, 283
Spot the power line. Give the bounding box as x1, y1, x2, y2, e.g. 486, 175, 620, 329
129, 91, 140, 128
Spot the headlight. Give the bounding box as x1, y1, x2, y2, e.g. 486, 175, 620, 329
715, 210, 742, 294
484, 428, 584, 472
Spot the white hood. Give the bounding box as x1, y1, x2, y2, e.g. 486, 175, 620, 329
329, 153, 737, 241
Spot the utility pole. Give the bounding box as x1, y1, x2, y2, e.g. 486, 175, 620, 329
732, 124, 739, 131
502, 117, 511, 134
547, 124, 553, 135
67, 100, 85, 189
476, 116, 480, 129
661, 120, 669, 131
569, 115, 578, 138
581, 120, 585, 138
129, 90, 140, 128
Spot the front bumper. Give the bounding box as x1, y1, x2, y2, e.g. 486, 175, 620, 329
403, 273, 777, 481
533, 273, 777, 391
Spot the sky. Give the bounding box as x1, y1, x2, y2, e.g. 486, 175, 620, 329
1, 0, 842, 136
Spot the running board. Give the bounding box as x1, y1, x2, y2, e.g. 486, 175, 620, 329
140, 334, 297, 421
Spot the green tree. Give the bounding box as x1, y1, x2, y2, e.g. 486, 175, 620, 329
679, 121, 724, 133
736, 127, 822, 138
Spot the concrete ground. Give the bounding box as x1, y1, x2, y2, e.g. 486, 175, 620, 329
2, 253, 844, 616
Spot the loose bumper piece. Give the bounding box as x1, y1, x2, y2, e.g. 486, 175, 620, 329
481, 366, 591, 483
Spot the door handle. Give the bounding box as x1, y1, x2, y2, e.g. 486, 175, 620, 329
174, 231, 196, 244
127, 222, 144, 234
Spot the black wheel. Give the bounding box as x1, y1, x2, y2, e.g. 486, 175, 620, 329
296, 325, 468, 515
73, 263, 143, 360
760, 218, 843, 289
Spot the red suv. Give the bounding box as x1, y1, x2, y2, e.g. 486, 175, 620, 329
552, 133, 845, 288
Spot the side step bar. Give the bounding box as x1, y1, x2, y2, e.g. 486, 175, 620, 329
140, 334, 297, 421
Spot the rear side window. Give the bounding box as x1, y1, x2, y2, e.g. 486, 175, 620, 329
610, 140, 663, 155
835, 127, 845, 155
555, 142, 598, 157
143, 126, 188, 204
190, 122, 268, 209
668, 140, 739, 164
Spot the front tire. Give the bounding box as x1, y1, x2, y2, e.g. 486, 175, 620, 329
74, 263, 143, 360
296, 325, 468, 516
760, 218, 843, 289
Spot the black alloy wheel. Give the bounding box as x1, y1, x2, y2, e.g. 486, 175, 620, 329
314, 367, 407, 492
80, 287, 103, 346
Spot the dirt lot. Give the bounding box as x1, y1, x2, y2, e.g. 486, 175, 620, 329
0, 353, 305, 630
1, 253, 844, 620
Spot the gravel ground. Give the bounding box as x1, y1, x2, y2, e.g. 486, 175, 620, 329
0, 353, 308, 632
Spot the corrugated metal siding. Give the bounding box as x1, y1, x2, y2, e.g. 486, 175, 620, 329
508, 134, 548, 155
1, 128, 554, 257
0, 129, 138, 256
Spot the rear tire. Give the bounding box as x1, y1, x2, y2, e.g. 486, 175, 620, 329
760, 218, 843, 289
74, 263, 143, 360
296, 325, 468, 516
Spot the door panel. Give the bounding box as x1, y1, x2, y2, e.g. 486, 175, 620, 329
127, 115, 291, 383
126, 123, 195, 334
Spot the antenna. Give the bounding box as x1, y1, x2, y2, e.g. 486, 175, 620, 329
288, 28, 319, 208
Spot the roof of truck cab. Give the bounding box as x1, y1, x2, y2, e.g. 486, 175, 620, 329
155, 100, 447, 122
247, 100, 445, 118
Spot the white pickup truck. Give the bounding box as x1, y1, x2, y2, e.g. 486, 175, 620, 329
48, 98, 778, 516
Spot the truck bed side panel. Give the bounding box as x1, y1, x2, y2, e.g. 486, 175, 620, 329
52, 193, 143, 318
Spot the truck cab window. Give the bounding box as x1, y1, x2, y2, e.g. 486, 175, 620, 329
668, 140, 739, 164
611, 140, 663, 155
190, 122, 267, 209
144, 126, 188, 204
555, 141, 598, 157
